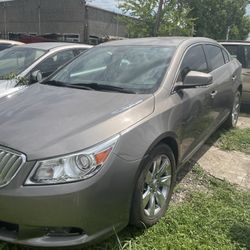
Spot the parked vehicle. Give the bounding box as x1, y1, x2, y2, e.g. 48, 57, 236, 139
0, 39, 23, 51
221, 41, 250, 105
0, 37, 241, 248
0, 42, 92, 97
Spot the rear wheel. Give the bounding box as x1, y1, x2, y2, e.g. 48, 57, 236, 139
224, 91, 241, 129
130, 144, 176, 228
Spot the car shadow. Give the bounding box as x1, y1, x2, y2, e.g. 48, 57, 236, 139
229, 224, 250, 249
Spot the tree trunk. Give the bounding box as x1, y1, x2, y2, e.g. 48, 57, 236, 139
153, 0, 164, 36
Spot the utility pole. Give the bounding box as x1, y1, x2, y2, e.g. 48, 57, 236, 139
153, 0, 164, 37
3, 2, 7, 39
82, 0, 89, 43
116, 0, 119, 37
38, 0, 41, 35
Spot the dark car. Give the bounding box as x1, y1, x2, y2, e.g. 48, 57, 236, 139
221, 41, 250, 104
0, 37, 241, 247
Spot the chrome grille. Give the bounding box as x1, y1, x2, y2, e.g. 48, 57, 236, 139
0, 149, 25, 187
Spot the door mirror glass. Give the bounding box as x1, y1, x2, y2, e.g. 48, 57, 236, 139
175, 71, 213, 91
30, 70, 43, 83
184, 71, 213, 86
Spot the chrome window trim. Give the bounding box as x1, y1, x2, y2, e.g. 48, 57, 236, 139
171, 42, 226, 95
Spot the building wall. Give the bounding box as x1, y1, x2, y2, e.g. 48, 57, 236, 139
0, 0, 127, 42
87, 6, 126, 38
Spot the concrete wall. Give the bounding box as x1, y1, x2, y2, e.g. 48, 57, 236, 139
0, 0, 127, 42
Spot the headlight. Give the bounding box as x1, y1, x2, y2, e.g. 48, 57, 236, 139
25, 135, 119, 185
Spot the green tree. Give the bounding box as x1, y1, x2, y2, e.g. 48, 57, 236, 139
184, 0, 250, 40
119, 0, 194, 38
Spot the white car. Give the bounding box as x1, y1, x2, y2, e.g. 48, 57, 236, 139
0, 42, 92, 96
0, 39, 23, 51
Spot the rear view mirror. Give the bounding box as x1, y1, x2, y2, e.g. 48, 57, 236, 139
30, 70, 43, 84
175, 71, 213, 91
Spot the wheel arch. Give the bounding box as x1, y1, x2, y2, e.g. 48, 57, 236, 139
143, 132, 180, 166
129, 132, 179, 225
238, 84, 243, 95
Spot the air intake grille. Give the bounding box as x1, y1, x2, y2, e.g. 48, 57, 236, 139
0, 149, 25, 187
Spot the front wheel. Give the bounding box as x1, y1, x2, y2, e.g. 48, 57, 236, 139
130, 144, 176, 228
224, 91, 241, 129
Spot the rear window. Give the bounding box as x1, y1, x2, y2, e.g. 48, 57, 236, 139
204, 45, 225, 71
222, 49, 230, 63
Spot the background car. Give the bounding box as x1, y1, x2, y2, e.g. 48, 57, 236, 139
0, 39, 23, 51
221, 41, 250, 105
0, 42, 92, 96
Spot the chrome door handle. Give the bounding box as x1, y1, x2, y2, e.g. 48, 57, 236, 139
210, 90, 218, 99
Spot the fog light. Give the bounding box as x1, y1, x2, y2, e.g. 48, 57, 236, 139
46, 227, 84, 237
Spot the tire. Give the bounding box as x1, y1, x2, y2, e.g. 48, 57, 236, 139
224, 90, 241, 129
130, 144, 176, 228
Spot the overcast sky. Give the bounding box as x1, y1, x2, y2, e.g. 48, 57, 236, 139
89, 0, 121, 12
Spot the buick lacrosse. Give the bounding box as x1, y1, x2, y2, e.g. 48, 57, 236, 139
0, 37, 241, 247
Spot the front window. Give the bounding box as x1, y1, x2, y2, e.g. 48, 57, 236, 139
0, 47, 46, 79
48, 45, 176, 94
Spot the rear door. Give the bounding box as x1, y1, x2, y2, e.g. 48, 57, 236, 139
203, 44, 234, 122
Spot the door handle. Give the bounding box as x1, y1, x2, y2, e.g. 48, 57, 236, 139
232, 75, 237, 81
210, 90, 218, 99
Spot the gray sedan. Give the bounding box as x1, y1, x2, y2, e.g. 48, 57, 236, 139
0, 37, 241, 247
0, 42, 91, 97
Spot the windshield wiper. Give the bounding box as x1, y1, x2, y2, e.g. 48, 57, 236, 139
42, 80, 94, 90
69, 83, 136, 94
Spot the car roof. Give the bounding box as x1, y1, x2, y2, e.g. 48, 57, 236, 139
0, 39, 23, 45
220, 41, 250, 46
16, 42, 92, 51
101, 37, 217, 47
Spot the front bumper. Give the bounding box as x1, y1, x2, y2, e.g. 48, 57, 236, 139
0, 154, 141, 247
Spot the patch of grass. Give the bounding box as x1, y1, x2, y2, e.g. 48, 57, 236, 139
1, 166, 249, 250
208, 128, 250, 154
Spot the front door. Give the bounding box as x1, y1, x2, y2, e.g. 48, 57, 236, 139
174, 44, 215, 161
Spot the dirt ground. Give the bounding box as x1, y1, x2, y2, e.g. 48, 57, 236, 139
193, 113, 250, 189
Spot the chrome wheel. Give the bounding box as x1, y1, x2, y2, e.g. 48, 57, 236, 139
142, 154, 172, 217
232, 93, 240, 127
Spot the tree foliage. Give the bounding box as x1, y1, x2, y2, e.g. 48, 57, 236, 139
119, 0, 250, 40
184, 0, 250, 40
119, 0, 194, 37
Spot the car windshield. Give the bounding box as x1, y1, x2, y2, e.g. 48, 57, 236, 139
48, 45, 176, 94
0, 47, 46, 79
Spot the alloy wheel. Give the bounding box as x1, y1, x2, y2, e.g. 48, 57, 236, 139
142, 154, 172, 217
232, 93, 240, 127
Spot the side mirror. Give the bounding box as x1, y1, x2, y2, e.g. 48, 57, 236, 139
30, 70, 43, 84
175, 71, 213, 91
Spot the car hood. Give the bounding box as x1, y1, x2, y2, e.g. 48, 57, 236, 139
0, 79, 17, 90
0, 84, 154, 160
